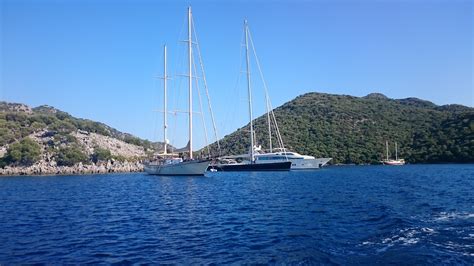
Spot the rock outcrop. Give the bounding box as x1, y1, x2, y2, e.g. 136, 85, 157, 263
0, 102, 32, 113
72, 131, 146, 158
0, 160, 143, 176
0, 129, 149, 176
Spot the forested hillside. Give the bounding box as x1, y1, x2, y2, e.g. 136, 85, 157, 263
211, 93, 473, 164
0, 102, 164, 168
2, 92, 472, 168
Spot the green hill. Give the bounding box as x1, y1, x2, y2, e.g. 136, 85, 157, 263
0, 102, 165, 167
210, 92, 473, 164
0, 102, 158, 149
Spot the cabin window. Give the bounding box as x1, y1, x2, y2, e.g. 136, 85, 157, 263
257, 157, 284, 160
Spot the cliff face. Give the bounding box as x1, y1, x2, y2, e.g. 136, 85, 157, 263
209, 92, 473, 164
0, 101, 164, 175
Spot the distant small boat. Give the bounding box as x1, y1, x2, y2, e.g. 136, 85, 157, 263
382, 141, 405, 166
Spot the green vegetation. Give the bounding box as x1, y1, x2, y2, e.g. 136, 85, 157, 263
123, 135, 154, 150
1, 138, 41, 166
0, 102, 167, 147
55, 145, 89, 166
210, 93, 473, 164
1, 95, 471, 167
0, 102, 163, 167
0, 103, 116, 146
91, 147, 112, 163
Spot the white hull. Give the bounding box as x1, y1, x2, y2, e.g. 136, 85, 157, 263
223, 151, 332, 170
291, 158, 332, 169
144, 160, 209, 176
382, 159, 405, 166
256, 157, 332, 169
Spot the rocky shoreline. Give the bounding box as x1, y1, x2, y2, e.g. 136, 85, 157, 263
0, 160, 144, 176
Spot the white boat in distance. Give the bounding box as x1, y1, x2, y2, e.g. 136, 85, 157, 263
382, 141, 405, 166
145, 7, 210, 176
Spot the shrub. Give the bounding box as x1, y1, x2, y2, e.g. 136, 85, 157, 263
31, 121, 47, 132
48, 120, 75, 133
112, 155, 127, 162
3, 137, 41, 166
0, 127, 15, 146
55, 146, 88, 166
91, 147, 112, 163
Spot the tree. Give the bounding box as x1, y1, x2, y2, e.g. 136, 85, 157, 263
91, 147, 112, 163
208, 92, 473, 164
3, 138, 41, 166
55, 146, 88, 166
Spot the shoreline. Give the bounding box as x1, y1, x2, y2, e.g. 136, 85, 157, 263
0, 161, 144, 176
2, 162, 473, 177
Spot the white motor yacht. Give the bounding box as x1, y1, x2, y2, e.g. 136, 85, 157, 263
254, 147, 331, 169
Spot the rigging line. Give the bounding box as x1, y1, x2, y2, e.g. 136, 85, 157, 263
244, 20, 255, 162
168, 17, 190, 152
191, 17, 220, 155
170, 7, 187, 119
248, 27, 288, 158
270, 97, 285, 151
170, 48, 184, 155
153, 79, 162, 144
265, 85, 273, 152
192, 52, 211, 156
152, 48, 166, 146
170, 108, 178, 155
176, 9, 187, 58
222, 28, 245, 143
150, 104, 161, 155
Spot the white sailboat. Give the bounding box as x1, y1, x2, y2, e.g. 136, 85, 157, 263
382, 141, 405, 166
145, 7, 210, 176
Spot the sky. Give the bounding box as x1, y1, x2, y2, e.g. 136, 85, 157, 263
1, 0, 473, 149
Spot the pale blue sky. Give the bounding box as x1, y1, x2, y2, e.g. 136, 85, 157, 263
1, 0, 472, 149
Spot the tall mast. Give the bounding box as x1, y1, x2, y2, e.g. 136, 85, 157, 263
385, 140, 389, 160
244, 20, 254, 162
163, 45, 168, 155
188, 6, 193, 159
395, 142, 398, 160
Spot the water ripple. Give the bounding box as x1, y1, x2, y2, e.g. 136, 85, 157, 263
0, 165, 473, 264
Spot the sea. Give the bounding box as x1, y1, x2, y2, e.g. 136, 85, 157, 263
0, 164, 473, 264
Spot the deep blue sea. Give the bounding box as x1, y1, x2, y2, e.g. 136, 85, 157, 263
0, 164, 473, 264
